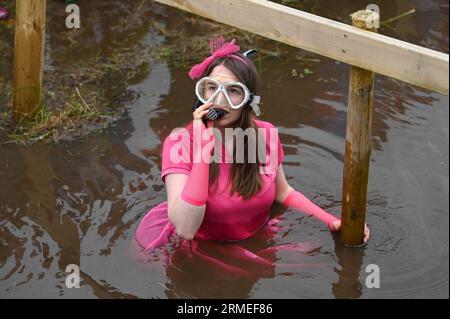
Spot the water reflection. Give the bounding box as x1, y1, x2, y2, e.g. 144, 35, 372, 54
145, 214, 323, 299
162, 240, 277, 299
331, 235, 364, 299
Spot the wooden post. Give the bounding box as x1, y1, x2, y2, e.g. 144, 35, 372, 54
340, 9, 379, 246
12, 0, 47, 118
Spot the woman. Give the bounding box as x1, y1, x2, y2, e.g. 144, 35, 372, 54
135, 36, 369, 254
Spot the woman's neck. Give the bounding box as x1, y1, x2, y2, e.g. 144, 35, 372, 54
214, 125, 234, 148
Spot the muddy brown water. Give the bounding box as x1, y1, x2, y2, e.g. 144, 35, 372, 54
0, 0, 448, 298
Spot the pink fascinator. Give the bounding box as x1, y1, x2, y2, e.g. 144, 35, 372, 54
188, 36, 248, 80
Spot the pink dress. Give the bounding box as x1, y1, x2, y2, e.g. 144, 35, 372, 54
135, 119, 284, 249
134, 119, 317, 282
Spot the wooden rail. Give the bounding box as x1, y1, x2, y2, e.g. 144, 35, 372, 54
154, 0, 449, 95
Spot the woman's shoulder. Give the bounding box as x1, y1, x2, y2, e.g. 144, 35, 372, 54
252, 118, 277, 129
161, 123, 195, 162
252, 119, 279, 139
163, 121, 194, 143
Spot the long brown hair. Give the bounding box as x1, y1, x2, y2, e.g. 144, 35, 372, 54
200, 53, 264, 200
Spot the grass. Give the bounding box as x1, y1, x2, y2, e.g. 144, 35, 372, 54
0, 42, 150, 145
0, 0, 322, 145
2, 92, 115, 145
0, 0, 155, 145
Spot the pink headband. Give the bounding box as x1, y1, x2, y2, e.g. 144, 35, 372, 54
188, 36, 249, 80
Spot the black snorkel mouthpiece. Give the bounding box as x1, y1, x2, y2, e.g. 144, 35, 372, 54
192, 99, 226, 124
207, 108, 226, 120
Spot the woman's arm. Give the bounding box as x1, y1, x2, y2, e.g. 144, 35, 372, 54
165, 173, 206, 240
274, 164, 369, 242
164, 102, 215, 240
274, 164, 339, 229
274, 164, 294, 203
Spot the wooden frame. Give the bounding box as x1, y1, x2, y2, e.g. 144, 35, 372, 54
154, 0, 449, 95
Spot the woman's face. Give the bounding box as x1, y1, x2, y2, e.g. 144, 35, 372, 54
207, 64, 244, 127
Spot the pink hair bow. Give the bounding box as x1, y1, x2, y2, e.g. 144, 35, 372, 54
188, 37, 246, 80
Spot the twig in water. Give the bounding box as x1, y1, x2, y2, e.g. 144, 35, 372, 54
381, 9, 416, 26
75, 87, 92, 110
158, 282, 170, 290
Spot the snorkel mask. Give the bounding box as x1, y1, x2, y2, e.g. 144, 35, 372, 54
195, 75, 261, 116
189, 37, 261, 120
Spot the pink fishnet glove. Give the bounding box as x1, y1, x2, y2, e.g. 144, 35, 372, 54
180, 120, 215, 206
283, 190, 340, 230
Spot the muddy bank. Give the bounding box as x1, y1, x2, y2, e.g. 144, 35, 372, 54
0, 1, 159, 144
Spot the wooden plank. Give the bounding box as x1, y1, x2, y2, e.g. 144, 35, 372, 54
154, 0, 449, 95
13, 0, 47, 117
340, 10, 377, 247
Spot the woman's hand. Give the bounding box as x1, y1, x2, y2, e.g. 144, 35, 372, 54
192, 102, 215, 158
331, 220, 370, 244
193, 101, 214, 129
